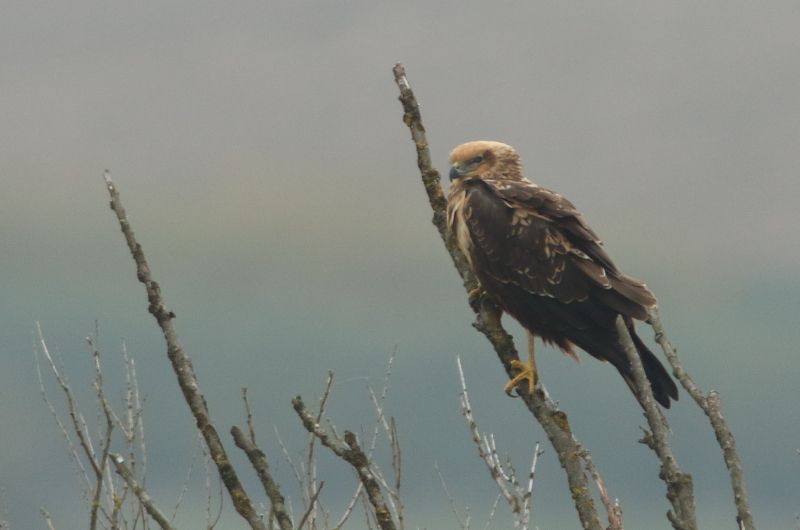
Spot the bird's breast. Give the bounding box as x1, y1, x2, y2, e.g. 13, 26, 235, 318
446, 188, 474, 268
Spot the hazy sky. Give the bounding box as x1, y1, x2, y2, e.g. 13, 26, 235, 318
2, 2, 800, 529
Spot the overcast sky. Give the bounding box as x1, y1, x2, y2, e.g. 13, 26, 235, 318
2, 2, 800, 529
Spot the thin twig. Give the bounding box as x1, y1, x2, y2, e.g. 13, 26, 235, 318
647, 307, 756, 530
110, 454, 176, 530
393, 63, 603, 530
296, 482, 325, 529
522, 443, 543, 530
484, 493, 502, 530
34, 325, 92, 494
615, 316, 696, 529
274, 426, 305, 493
334, 483, 364, 529
87, 333, 115, 530
435, 462, 468, 530
457, 356, 517, 513
580, 447, 623, 530
36, 321, 117, 528
305, 371, 334, 528
389, 417, 404, 530
170, 434, 201, 523
103, 172, 266, 530
242, 387, 258, 444
364, 350, 404, 529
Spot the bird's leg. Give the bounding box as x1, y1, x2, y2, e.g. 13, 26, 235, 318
504, 331, 538, 396
467, 285, 487, 312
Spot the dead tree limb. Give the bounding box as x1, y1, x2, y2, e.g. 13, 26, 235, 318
292, 395, 398, 530
616, 317, 696, 529
393, 62, 604, 530
648, 308, 756, 530
103, 172, 266, 530
231, 426, 294, 530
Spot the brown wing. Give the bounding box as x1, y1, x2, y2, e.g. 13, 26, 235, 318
459, 178, 677, 407
462, 178, 656, 321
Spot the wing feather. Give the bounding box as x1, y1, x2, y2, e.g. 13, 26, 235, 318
461, 178, 655, 319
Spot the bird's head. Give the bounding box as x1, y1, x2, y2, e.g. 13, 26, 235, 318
448, 140, 523, 182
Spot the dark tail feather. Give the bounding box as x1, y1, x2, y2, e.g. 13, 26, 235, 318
618, 328, 679, 409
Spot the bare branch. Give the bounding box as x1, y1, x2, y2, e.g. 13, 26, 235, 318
648, 307, 756, 530
87, 333, 115, 530
110, 453, 175, 530
393, 63, 603, 530
457, 355, 544, 530
34, 326, 92, 494
365, 349, 404, 529
36, 322, 103, 479
615, 317, 696, 529
304, 370, 334, 527
292, 395, 397, 530
103, 172, 266, 530
274, 426, 305, 504
36, 322, 118, 528
125, 345, 148, 482
456, 356, 517, 513
388, 418, 404, 530
522, 442, 543, 530
231, 426, 294, 530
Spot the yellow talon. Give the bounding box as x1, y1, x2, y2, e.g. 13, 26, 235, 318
504, 332, 538, 396
467, 286, 482, 302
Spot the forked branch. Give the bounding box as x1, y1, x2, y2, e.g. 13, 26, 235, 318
648, 308, 756, 530
615, 317, 696, 529
292, 395, 398, 530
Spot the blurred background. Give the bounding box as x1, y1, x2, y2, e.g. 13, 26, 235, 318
2, 1, 799, 528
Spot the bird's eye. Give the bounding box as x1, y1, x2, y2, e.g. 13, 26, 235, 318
468, 156, 484, 165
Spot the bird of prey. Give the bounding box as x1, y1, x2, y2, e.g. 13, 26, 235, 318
446, 140, 678, 408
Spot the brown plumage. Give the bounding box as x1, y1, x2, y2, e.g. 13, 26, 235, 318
446, 140, 678, 408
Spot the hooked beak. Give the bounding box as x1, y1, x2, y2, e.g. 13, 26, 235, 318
449, 163, 465, 181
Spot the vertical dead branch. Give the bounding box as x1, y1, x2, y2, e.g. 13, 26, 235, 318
393, 62, 604, 530
615, 317, 696, 529
103, 172, 266, 530
648, 308, 756, 530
